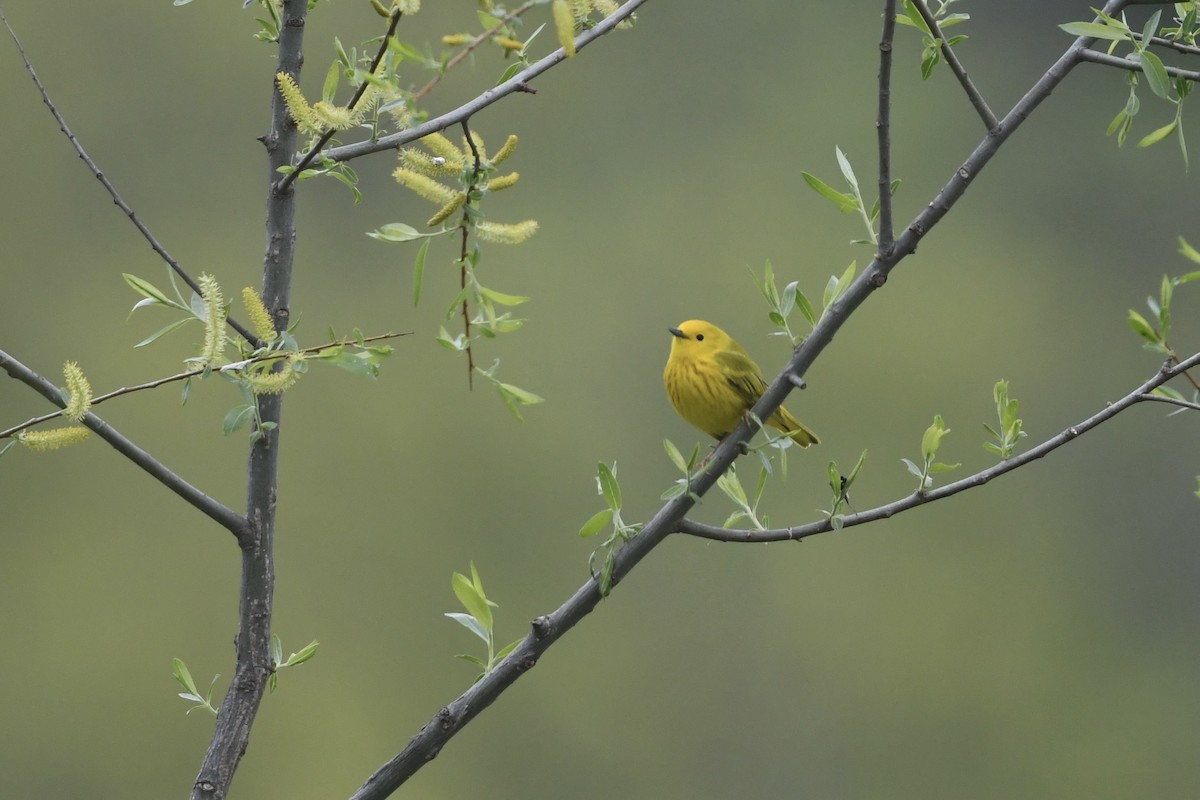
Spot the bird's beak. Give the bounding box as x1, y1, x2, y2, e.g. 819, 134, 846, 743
668, 327, 686, 339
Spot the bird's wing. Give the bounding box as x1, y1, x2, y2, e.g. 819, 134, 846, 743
714, 349, 768, 406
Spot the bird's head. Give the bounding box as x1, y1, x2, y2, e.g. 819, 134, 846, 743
667, 320, 729, 355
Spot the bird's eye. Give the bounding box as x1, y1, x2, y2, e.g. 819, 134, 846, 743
695, 334, 704, 341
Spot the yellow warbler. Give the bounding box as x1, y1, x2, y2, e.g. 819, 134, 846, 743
663, 320, 818, 447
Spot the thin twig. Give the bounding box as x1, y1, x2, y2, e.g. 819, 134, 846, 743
280, 9, 404, 192
1138, 392, 1200, 412
677, 352, 1200, 544
0, 333, 409, 440
459, 121, 484, 388
411, 1, 538, 103
0, 348, 248, 535
320, 0, 649, 166
877, 0, 897, 253
1134, 32, 1200, 57
0, 5, 264, 350
910, 0, 999, 131
1078, 47, 1200, 81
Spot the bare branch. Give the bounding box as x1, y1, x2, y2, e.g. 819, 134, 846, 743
1138, 391, 1200, 412
677, 352, 1200, 544
0, 348, 247, 535
1077, 47, 1200, 81
910, 0, 999, 130
0, 6, 265, 350
0, 333, 409, 441
877, 0, 897, 252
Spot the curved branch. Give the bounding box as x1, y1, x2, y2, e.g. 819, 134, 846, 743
0, 348, 247, 536
677, 351, 1200, 544
315, 0, 650, 167
0, 6, 264, 350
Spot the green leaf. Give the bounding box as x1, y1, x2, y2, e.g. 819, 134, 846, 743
322, 60, 340, 103
801, 172, 858, 213
123, 273, 184, 310
663, 438, 689, 472
412, 238, 429, 307
134, 318, 195, 348
1180, 237, 1200, 266
795, 288, 817, 327
846, 449, 867, 486
597, 462, 622, 510
716, 470, 748, 506
1138, 119, 1177, 147
1140, 9, 1162, 49
900, 457, 924, 478
479, 287, 530, 306
282, 640, 319, 667
1106, 108, 1129, 137
1127, 309, 1160, 343
222, 405, 255, 436
579, 509, 613, 538
1058, 21, 1129, 41
172, 658, 199, 694
835, 146, 859, 193
451, 571, 493, 631
495, 638, 522, 661
454, 653, 487, 668
368, 223, 428, 242
499, 383, 543, 406
899, 0, 931, 36
921, 414, 950, 461
1138, 49, 1172, 99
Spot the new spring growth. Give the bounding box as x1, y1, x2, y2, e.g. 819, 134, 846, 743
372, 0, 421, 17
62, 361, 92, 422
276, 72, 382, 135
553, 1, 577, 57
243, 354, 304, 395
198, 274, 226, 367
394, 132, 537, 241
18, 426, 90, 452
15, 362, 95, 452
242, 287, 277, 343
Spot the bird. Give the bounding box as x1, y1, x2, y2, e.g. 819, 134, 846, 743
663, 320, 818, 448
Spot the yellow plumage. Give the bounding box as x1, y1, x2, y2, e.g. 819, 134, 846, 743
663, 320, 818, 447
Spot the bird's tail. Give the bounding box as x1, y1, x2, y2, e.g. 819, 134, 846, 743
770, 406, 819, 447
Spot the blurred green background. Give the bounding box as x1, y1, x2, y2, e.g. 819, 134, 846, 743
1, 1, 1197, 798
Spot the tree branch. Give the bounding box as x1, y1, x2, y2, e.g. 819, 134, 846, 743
0, 333, 409, 441
189, 0, 310, 795
910, 0, 999, 130
1077, 47, 1200, 81
877, 0, 897, 253
318, 0, 650, 166
0, 348, 247, 535
677, 351, 1200, 543
0, 5, 264, 350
